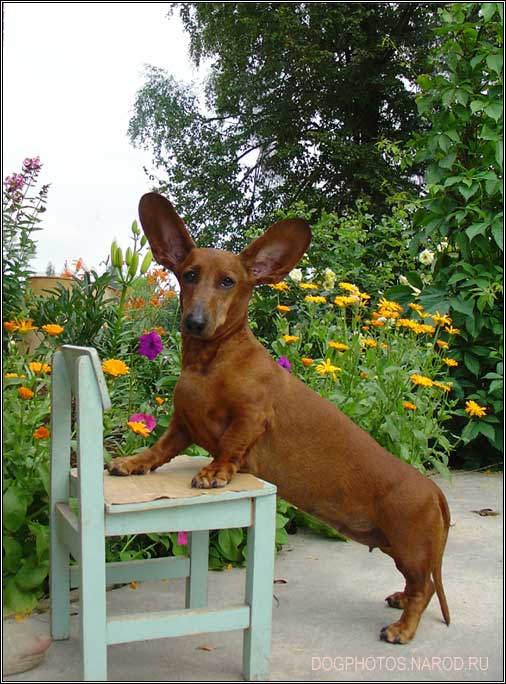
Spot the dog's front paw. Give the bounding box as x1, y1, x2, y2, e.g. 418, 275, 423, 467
191, 462, 233, 489
107, 451, 157, 476
379, 622, 413, 645
385, 592, 407, 610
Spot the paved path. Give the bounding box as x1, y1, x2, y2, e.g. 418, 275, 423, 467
4, 472, 503, 681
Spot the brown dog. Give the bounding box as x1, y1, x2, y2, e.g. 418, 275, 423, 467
109, 192, 450, 644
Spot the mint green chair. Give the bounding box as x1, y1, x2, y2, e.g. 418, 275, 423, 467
50, 345, 277, 681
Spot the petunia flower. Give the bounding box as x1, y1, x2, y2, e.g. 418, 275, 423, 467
277, 356, 291, 372
138, 331, 163, 361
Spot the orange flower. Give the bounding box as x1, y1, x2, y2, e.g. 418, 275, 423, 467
29, 362, 51, 374
102, 359, 130, 377
276, 305, 291, 313
403, 401, 417, 411
14, 319, 38, 334
301, 358, 314, 367
18, 387, 34, 400
33, 426, 50, 439
42, 324, 64, 336
3, 321, 18, 332
73, 257, 86, 272
436, 340, 449, 349
442, 358, 458, 367
127, 421, 150, 437
155, 396, 165, 405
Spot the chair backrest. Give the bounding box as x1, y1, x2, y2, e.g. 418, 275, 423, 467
51, 346, 110, 507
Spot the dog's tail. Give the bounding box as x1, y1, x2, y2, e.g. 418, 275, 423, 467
433, 491, 451, 626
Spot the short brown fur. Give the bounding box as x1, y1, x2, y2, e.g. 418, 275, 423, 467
109, 193, 451, 644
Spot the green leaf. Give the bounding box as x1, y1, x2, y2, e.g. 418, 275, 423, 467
484, 101, 503, 122
491, 223, 503, 250
28, 522, 49, 561
481, 3, 497, 21
470, 99, 484, 113
3, 537, 23, 573
15, 558, 49, 591
495, 142, 503, 168
486, 52, 503, 75
3, 578, 41, 615
464, 352, 481, 377
465, 223, 489, 241
217, 528, 243, 561
3, 486, 29, 532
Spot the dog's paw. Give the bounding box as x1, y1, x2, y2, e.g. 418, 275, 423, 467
385, 592, 407, 610
379, 622, 412, 645
107, 453, 154, 476
191, 463, 232, 489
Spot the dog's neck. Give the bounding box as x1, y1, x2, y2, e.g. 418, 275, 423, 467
181, 320, 255, 372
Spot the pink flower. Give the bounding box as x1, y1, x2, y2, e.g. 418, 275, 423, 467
177, 531, 188, 546
277, 356, 291, 372
128, 413, 156, 432
22, 156, 41, 173
4, 173, 25, 194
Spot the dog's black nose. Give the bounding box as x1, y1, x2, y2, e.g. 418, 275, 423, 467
185, 311, 207, 336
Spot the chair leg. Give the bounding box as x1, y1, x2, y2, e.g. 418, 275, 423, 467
50, 532, 71, 640
79, 539, 108, 680
185, 530, 209, 609
243, 494, 276, 681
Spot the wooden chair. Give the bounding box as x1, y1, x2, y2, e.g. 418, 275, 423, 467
50, 345, 277, 681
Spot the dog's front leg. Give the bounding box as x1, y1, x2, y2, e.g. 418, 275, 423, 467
108, 414, 191, 476
191, 411, 266, 488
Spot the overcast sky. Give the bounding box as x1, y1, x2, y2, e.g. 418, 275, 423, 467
3, 2, 202, 274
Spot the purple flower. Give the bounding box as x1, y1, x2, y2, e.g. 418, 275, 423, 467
128, 413, 157, 432
138, 331, 163, 360
22, 156, 41, 173
277, 356, 291, 372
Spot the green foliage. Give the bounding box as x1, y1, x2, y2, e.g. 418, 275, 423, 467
399, 2, 503, 463
130, 3, 442, 245
2, 157, 49, 320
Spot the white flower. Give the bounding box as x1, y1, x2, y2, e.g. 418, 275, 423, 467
288, 268, 303, 283
419, 249, 435, 266
399, 275, 409, 286
436, 239, 449, 253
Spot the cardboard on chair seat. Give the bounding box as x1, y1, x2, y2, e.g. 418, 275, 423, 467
96, 455, 264, 505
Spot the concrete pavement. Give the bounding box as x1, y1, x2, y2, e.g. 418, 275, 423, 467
4, 472, 503, 681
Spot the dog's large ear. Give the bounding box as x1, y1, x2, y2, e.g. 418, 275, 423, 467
240, 219, 311, 285
138, 193, 196, 274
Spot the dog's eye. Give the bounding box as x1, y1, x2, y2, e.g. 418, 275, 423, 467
183, 271, 198, 284
220, 276, 235, 289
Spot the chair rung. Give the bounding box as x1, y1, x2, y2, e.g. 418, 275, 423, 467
70, 556, 191, 588
55, 503, 80, 562
107, 604, 250, 645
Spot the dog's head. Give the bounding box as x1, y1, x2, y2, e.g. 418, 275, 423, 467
138, 193, 311, 340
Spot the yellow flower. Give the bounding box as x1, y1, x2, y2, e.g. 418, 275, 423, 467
433, 381, 452, 392
33, 426, 50, 439
338, 282, 360, 294
359, 292, 371, 301
268, 282, 290, 292
316, 359, 341, 381
328, 342, 349, 351
102, 359, 130, 377
445, 326, 460, 335
410, 374, 434, 388
360, 371, 369, 379
304, 295, 327, 304
299, 283, 318, 290
465, 400, 487, 418
437, 340, 449, 349
334, 295, 359, 307
42, 324, 64, 336
276, 305, 291, 313
372, 319, 385, 327
29, 362, 51, 375
403, 401, 417, 410
127, 421, 150, 437
18, 387, 34, 400
408, 303, 424, 312
432, 312, 452, 326
5, 372, 19, 378
442, 358, 458, 367
282, 335, 300, 344
14, 319, 38, 334
301, 357, 314, 367
413, 323, 436, 335
362, 339, 377, 348
155, 396, 165, 405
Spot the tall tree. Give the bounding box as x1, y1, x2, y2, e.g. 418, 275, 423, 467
129, 2, 442, 247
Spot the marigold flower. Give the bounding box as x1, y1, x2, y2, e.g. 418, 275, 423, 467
102, 359, 129, 377
432, 312, 452, 326
334, 295, 359, 307
138, 331, 163, 361
282, 335, 300, 344
298, 282, 318, 290
316, 359, 341, 382
436, 340, 449, 349
29, 362, 51, 374
155, 396, 165, 405
301, 358, 314, 366
33, 426, 50, 439
442, 358, 458, 367
276, 305, 291, 313
18, 387, 34, 399
42, 324, 64, 336
360, 371, 369, 379
433, 381, 452, 392
372, 320, 385, 327
3, 321, 18, 332
362, 339, 377, 348
403, 402, 417, 411
268, 282, 290, 291
410, 374, 433, 388
329, 342, 349, 351
14, 319, 38, 334
465, 400, 487, 418
127, 421, 151, 437
304, 295, 327, 304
